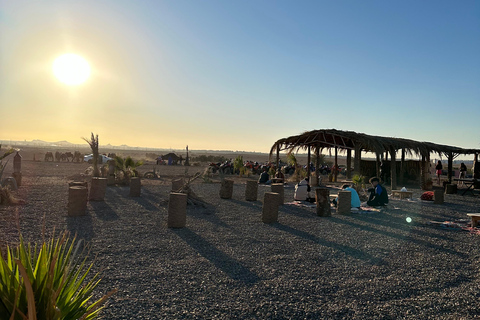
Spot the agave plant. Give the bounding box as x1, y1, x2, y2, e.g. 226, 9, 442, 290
0, 231, 115, 320
114, 156, 143, 183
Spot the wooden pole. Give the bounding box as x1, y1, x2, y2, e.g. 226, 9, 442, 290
390, 148, 397, 190
376, 153, 381, 178
334, 146, 338, 182
307, 146, 311, 181
276, 145, 280, 170
447, 152, 453, 183
354, 145, 361, 175
315, 147, 320, 186
346, 149, 352, 179
400, 149, 405, 184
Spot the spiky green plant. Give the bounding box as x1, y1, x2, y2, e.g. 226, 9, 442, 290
0, 231, 116, 320
82, 133, 99, 177
114, 156, 143, 183
286, 153, 297, 167
352, 174, 366, 192
233, 156, 244, 174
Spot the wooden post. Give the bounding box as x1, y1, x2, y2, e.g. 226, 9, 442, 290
376, 153, 381, 179
307, 146, 311, 181
314, 147, 320, 186
334, 147, 338, 182
276, 145, 280, 170
447, 152, 453, 183
354, 145, 361, 175
390, 148, 397, 190
262, 192, 280, 223
315, 187, 330, 217
400, 149, 405, 184
168, 193, 187, 228
346, 149, 352, 179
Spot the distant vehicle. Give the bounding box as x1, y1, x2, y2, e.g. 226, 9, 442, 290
83, 154, 112, 164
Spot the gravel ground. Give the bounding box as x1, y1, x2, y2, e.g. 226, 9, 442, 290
2, 161, 480, 319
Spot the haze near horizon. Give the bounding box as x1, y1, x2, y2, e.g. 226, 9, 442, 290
1, 1, 479, 152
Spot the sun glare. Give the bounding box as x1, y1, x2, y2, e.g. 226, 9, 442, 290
52, 53, 91, 85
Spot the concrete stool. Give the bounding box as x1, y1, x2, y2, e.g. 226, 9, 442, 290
69, 181, 88, 188
315, 187, 331, 217
172, 178, 184, 192
220, 179, 234, 199
89, 177, 107, 201
130, 177, 141, 197
168, 192, 187, 228
434, 189, 444, 204
262, 192, 280, 223
337, 190, 351, 215
68, 186, 88, 216
270, 183, 284, 206
245, 180, 258, 201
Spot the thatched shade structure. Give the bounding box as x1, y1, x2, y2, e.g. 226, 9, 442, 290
270, 129, 480, 189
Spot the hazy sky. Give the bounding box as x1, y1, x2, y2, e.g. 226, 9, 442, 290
1, 0, 479, 152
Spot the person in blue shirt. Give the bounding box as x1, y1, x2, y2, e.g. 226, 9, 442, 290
333, 184, 361, 209
367, 177, 388, 206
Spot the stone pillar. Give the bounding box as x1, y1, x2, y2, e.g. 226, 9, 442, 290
262, 192, 280, 223
12, 172, 22, 187
13, 151, 22, 186
433, 189, 444, 204
245, 180, 258, 201
172, 178, 184, 192
220, 179, 234, 199
68, 186, 88, 216
89, 177, 107, 201
270, 183, 284, 206
337, 190, 351, 215
107, 160, 115, 185
315, 187, 331, 217
167, 192, 187, 228
130, 177, 141, 197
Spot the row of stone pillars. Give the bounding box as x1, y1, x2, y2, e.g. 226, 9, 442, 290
68, 177, 142, 216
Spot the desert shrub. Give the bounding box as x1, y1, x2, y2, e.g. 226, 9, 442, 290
233, 156, 244, 175
0, 186, 22, 205
0, 231, 115, 319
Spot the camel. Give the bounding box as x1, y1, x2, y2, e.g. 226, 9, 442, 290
44, 152, 54, 161
65, 152, 74, 162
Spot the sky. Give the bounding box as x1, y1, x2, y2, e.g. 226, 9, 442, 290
1, 0, 479, 153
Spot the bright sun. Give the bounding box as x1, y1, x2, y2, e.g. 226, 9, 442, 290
52, 53, 91, 85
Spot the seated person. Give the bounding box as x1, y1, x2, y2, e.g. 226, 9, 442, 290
258, 168, 270, 184
333, 184, 361, 209
367, 177, 388, 206
272, 168, 285, 183
294, 177, 315, 202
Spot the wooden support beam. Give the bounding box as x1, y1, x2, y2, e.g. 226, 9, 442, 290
354, 145, 361, 175
400, 149, 405, 184
447, 152, 453, 183
315, 147, 320, 186
376, 153, 381, 178
307, 146, 311, 181
346, 149, 352, 179
390, 148, 397, 190
334, 147, 338, 182
276, 145, 280, 169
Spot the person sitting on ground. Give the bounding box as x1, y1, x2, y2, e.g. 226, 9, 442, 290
294, 177, 315, 202
367, 177, 388, 206
273, 168, 285, 183
333, 184, 361, 209
258, 167, 270, 184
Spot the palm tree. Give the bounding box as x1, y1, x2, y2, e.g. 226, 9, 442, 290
82, 133, 99, 177
114, 155, 143, 183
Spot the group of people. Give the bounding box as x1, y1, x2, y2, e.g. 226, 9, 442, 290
435, 160, 468, 185
258, 169, 388, 208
